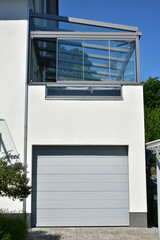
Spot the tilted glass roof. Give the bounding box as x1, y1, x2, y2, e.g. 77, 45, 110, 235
30, 10, 140, 33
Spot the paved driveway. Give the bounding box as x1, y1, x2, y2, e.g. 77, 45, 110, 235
26, 227, 160, 240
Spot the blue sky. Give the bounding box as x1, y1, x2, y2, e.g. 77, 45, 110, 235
59, 0, 160, 82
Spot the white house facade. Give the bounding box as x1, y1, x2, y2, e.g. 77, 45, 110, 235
0, 0, 147, 227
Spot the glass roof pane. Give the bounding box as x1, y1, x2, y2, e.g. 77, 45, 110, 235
31, 17, 126, 32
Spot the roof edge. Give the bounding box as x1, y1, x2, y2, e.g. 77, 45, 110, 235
68, 16, 139, 32
146, 139, 160, 149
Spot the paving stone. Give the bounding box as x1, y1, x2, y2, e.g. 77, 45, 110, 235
26, 227, 160, 240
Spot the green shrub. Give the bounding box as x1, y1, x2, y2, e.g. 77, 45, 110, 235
1, 233, 12, 240
0, 210, 29, 240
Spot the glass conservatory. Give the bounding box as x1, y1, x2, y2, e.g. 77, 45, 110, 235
29, 10, 141, 97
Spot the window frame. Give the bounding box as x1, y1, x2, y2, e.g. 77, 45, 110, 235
45, 84, 123, 100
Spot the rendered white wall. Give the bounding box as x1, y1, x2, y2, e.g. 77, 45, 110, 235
27, 85, 147, 214
0, 3, 28, 210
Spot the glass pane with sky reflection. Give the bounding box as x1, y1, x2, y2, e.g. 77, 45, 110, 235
30, 38, 136, 83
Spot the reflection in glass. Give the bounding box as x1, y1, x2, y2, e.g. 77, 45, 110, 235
30, 38, 136, 83
47, 86, 121, 98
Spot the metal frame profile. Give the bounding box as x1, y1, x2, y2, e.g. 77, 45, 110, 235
29, 11, 141, 85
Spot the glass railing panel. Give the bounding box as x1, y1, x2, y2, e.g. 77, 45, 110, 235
58, 40, 83, 81
83, 40, 109, 81
123, 50, 136, 82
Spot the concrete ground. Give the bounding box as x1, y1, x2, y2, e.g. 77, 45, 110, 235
26, 227, 160, 240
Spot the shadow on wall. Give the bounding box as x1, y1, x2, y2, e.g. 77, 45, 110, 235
26, 231, 61, 240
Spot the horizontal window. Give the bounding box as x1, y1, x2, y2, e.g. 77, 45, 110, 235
46, 86, 122, 98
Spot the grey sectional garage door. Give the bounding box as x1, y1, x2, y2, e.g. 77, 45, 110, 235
32, 146, 129, 227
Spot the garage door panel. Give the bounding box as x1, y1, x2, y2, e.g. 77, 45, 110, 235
37, 156, 128, 166
37, 199, 129, 209
32, 146, 129, 227
37, 217, 129, 226
34, 174, 128, 183
37, 182, 129, 191
37, 208, 129, 218
36, 191, 129, 200
37, 165, 128, 174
